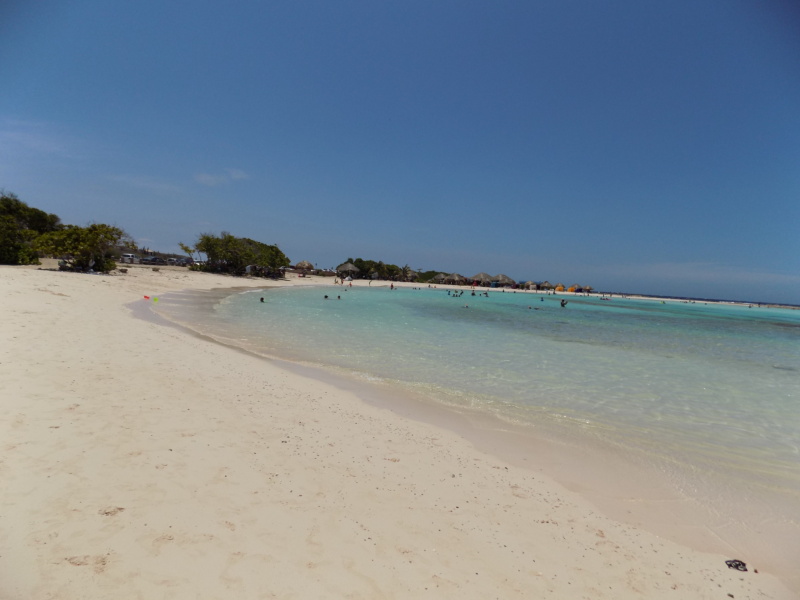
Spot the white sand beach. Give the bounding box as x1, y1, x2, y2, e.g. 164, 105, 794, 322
1, 263, 795, 599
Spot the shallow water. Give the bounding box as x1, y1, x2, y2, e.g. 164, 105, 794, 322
153, 284, 800, 574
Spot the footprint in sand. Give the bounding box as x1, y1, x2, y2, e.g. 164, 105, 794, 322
65, 554, 110, 573
510, 484, 528, 499
98, 507, 125, 516
151, 534, 175, 555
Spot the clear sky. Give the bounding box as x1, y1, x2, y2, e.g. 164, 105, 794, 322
2, 1, 799, 303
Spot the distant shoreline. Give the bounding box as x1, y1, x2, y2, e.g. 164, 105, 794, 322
340, 276, 799, 310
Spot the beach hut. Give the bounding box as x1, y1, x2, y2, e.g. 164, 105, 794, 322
446, 273, 466, 285
433, 273, 448, 284
555, 283, 565, 292
471, 272, 492, 286
494, 274, 515, 287
337, 262, 360, 277
295, 260, 314, 272
524, 281, 537, 290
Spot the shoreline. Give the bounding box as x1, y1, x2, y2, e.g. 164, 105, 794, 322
414, 283, 799, 311
149, 278, 800, 593
1, 263, 796, 599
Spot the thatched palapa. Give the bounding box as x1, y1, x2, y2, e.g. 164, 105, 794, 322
336, 262, 360, 275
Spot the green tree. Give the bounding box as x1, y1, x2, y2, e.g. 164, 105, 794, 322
188, 232, 290, 275
384, 263, 401, 280
412, 270, 444, 283
0, 215, 38, 265
178, 242, 197, 261
340, 256, 411, 280
352, 257, 375, 279
0, 192, 62, 265
35, 224, 130, 272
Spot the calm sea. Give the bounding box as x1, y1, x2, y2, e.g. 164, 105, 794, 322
152, 284, 800, 570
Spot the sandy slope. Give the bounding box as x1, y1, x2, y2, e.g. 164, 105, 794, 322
0, 263, 794, 599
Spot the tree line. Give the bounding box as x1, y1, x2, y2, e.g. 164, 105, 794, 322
0, 192, 64, 265
2, 191, 578, 287
338, 257, 460, 283
338, 257, 421, 281
0, 191, 131, 271
180, 233, 290, 276
0, 191, 291, 275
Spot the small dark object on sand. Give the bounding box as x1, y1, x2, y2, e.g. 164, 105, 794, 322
725, 559, 747, 571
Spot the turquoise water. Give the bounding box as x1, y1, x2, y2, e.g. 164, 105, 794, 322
154, 285, 800, 539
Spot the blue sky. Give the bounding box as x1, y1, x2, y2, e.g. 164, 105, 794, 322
2, 1, 799, 303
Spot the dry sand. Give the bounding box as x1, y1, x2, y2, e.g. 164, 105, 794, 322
1, 263, 795, 599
